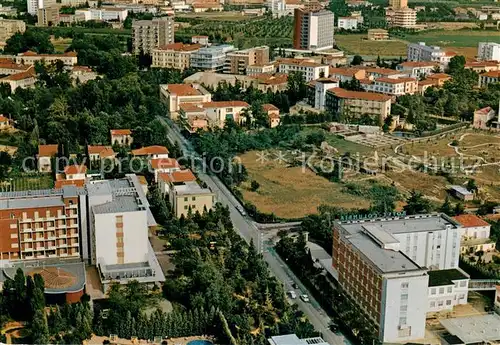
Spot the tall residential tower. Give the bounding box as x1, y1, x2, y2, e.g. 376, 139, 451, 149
293, 8, 334, 51
132, 17, 174, 55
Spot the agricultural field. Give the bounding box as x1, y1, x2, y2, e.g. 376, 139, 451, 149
335, 34, 408, 57
238, 150, 371, 218
401, 29, 500, 48
175, 16, 293, 48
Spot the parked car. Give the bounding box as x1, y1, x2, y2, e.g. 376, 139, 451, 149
236, 205, 247, 216
300, 294, 310, 302
288, 291, 297, 299
292, 283, 299, 289
329, 323, 339, 333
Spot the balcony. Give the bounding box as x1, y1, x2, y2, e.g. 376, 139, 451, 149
71, 242, 79, 247
20, 218, 32, 223
23, 237, 33, 242
68, 204, 78, 209
22, 228, 33, 233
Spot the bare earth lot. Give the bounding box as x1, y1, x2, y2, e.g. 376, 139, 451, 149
238, 151, 370, 218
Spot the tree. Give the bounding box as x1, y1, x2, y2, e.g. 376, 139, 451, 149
351, 55, 363, 66
440, 196, 453, 216
466, 179, 477, 192
447, 55, 466, 75
403, 190, 433, 215
250, 180, 260, 192
31, 309, 49, 344
286, 71, 307, 105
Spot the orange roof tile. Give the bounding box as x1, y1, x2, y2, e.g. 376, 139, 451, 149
327, 87, 392, 101
398, 61, 439, 68
262, 104, 279, 112
329, 67, 364, 77
132, 145, 170, 156
64, 164, 87, 175
88, 145, 115, 157
453, 214, 490, 228
418, 79, 437, 86
427, 73, 451, 80
150, 158, 180, 170
375, 77, 416, 84
465, 60, 500, 68
202, 101, 249, 108
481, 71, 500, 78
55, 179, 85, 188
277, 58, 325, 68
2, 67, 35, 81
0, 115, 8, 122
0, 62, 30, 71
158, 169, 197, 183
110, 129, 131, 136
366, 67, 401, 75
166, 84, 202, 96
19, 51, 77, 57
180, 103, 205, 113
38, 144, 58, 157
252, 73, 288, 85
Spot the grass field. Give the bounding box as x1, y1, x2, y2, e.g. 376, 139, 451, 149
51, 37, 72, 53
1, 175, 54, 192
335, 34, 408, 57
402, 30, 500, 48
238, 150, 370, 218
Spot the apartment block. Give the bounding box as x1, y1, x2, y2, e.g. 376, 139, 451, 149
479, 71, 500, 87
15, 51, 78, 66
159, 170, 215, 218
367, 28, 388, 41
151, 43, 201, 70
180, 100, 250, 128
224, 46, 270, 75
0, 67, 36, 92
366, 77, 418, 96
132, 17, 174, 55
293, 8, 335, 51
396, 61, 438, 78
0, 186, 85, 261
37, 6, 60, 26
75, 8, 129, 22
159, 83, 212, 117
27, 0, 56, 15
454, 214, 496, 254
276, 58, 329, 82
190, 45, 236, 72
325, 87, 392, 125
478, 42, 500, 62
307, 78, 339, 110
246, 63, 275, 76
407, 42, 455, 68
391, 8, 416, 28
464, 60, 500, 73
427, 269, 469, 313
389, 0, 407, 9
0, 19, 25, 46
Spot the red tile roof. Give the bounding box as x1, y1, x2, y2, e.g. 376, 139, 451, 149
262, 104, 279, 112
365, 67, 401, 75
1, 67, 35, 81
110, 129, 132, 136
0, 115, 8, 122
277, 58, 325, 68
166, 84, 202, 96
38, 144, 58, 157
132, 145, 170, 156
0, 62, 30, 71
64, 164, 87, 175
158, 169, 197, 183
453, 214, 490, 228
465, 60, 500, 68
329, 67, 364, 77
180, 103, 205, 113
427, 73, 451, 80
55, 179, 85, 188
327, 87, 392, 101
252, 73, 288, 85
202, 101, 249, 108
88, 145, 115, 157
481, 71, 500, 78
398, 61, 439, 68
19, 51, 77, 57
375, 77, 416, 84
150, 158, 180, 170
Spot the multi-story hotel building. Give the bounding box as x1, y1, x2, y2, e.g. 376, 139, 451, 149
391, 8, 416, 28
325, 87, 392, 125
224, 46, 270, 75
132, 17, 174, 55
15, 51, 78, 66
190, 45, 236, 71
478, 42, 500, 62
332, 213, 464, 343
396, 61, 438, 78
151, 43, 201, 70
365, 77, 418, 96
0, 19, 25, 46
407, 42, 456, 68
293, 8, 335, 51
0, 186, 85, 261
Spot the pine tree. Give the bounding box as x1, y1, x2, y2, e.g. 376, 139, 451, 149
31, 309, 49, 345
123, 311, 132, 339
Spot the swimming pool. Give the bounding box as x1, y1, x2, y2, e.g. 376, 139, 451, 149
187, 340, 213, 345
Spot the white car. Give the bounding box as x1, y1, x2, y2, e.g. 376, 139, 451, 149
300, 294, 310, 302
288, 291, 297, 299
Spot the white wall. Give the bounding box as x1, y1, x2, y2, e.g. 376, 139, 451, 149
428, 279, 468, 312
94, 210, 149, 266
380, 272, 428, 343
461, 225, 490, 239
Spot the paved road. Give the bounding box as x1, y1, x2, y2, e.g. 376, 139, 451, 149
159, 117, 348, 345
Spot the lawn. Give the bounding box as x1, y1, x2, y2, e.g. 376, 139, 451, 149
335, 34, 408, 57
384, 169, 449, 201
1, 175, 54, 192
237, 150, 371, 219
51, 37, 72, 53
401, 29, 500, 48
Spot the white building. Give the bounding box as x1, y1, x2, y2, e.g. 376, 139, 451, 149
308, 78, 339, 110
87, 175, 164, 291
276, 57, 329, 82
396, 61, 438, 78
268, 335, 329, 345
453, 214, 491, 240
407, 42, 456, 68
478, 42, 500, 62
76, 8, 128, 22
27, 0, 56, 16
190, 45, 235, 72
427, 269, 469, 313
366, 77, 418, 96
337, 16, 358, 30
293, 9, 335, 51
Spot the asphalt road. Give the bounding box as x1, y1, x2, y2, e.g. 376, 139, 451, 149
159, 117, 348, 345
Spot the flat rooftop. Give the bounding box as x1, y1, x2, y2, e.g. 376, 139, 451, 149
173, 181, 213, 196
268, 335, 329, 345
0, 196, 64, 210
428, 268, 469, 287
339, 213, 460, 235
440, 314, 500, 344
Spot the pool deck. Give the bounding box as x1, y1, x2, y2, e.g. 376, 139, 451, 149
86, 335, 214, 345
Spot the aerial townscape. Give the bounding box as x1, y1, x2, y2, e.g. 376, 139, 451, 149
0, 0, 499, 343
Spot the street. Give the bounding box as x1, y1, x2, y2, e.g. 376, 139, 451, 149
160, 117, 349, 345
